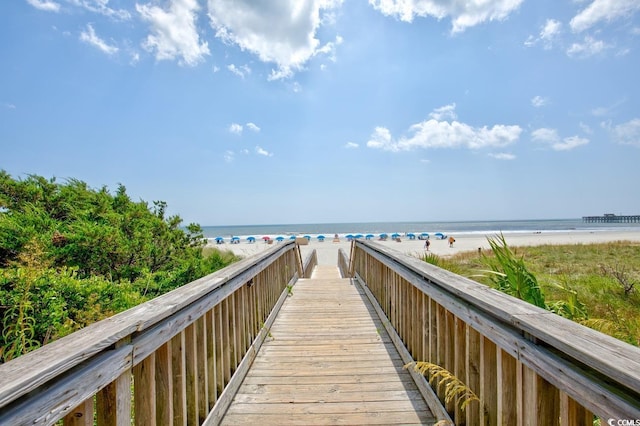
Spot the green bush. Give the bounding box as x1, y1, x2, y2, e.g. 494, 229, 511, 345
0, 171, 241, 362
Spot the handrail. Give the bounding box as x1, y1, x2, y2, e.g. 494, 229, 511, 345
0, 240, 301, 425
350, 240, 640, 424
301, 248, 317, 278
337, 247, 349, 278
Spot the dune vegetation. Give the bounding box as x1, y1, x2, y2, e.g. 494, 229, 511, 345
0, 171, 241, 362
421, 234, 640, 346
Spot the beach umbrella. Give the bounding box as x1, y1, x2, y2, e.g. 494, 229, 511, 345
379, 233, 388, 238
365, 234, 374, 240
247, 236, 256, 243
303, 235, 311, 241
355, 234, 363, 239
231, 236, 240, 244
275, 236, 285, 242
215, 236, 224, 244
435, 232, 446, 239
345, 234, 354, 240
391, 233, 400, 238
407, 233, 415, 239
262, 236, 271, 241
289, 235, 297, 240
317, 235, 325, 241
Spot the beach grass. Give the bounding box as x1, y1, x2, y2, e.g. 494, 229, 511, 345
440, 240, 640, 346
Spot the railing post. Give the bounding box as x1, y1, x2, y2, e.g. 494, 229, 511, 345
63, 399, 93, 426
155, 341, 173, 424
96, 337, 131, 426
133, 353, 156, 426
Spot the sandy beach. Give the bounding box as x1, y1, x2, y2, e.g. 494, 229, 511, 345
210, 229, 640, 266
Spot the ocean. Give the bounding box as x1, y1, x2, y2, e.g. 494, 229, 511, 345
200, 218, 640, 243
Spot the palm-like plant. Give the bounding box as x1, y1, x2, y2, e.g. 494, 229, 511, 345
480, 233, 546, 309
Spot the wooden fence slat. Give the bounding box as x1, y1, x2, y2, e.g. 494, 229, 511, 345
63, 399, 93, 426
171, 331, 187, 426
155, 341, 173, 425
133, 353, 156, 426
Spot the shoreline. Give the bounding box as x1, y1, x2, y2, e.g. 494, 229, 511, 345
209, 229, 640, 266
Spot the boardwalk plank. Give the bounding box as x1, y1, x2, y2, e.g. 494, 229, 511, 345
219, 267, 436, 425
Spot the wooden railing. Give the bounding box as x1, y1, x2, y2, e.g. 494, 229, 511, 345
0, 241, 302, 426
349, 240, 640, 425
301, 247, 317, 278
337, 247, 349, 278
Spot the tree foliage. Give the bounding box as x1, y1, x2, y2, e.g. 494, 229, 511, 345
0, 171, 239, 362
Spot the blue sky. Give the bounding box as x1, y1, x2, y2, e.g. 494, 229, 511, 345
2, 0, 639, 226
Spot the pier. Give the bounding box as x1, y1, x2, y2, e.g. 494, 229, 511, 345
582, 214, 640, 223
1, 240, 639, 425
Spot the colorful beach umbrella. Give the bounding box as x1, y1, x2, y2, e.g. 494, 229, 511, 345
407, 233, 416, 239
365, 234, 374, 240
247, 236, 256, 243
214, 236, 224, 243
317, 235, 325, 241
391, 233, 400, 238
289, 235, 296, 240
303, 235, 311, 241
275, 236, 285, 242
355, 234, 364, 239
262, 236, 271, 241
345, 234, 354, 240
435, 232, 446, 239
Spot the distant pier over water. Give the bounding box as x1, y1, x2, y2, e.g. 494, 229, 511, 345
582, 213, 640, 223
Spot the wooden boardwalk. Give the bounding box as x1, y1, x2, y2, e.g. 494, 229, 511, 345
221, 265, 436, 425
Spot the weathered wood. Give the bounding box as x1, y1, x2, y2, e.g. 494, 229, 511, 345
0, 345, 131, 426
466, 325, 481, 426
497, 349, 517, 425
155, 341, 173, 425
219, 270, 439, 425
96, 370, 131, 426
355, 275, 452, 424
0, 242, 297, 409
352, 240, 640, 421
204, 274, 297, 425
63, 399, 93, 426
134, 353, 156, 426
171, 332, 186, 426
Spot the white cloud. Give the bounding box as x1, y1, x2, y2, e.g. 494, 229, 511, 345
207, 0, 343, 80
246, 122, 260, 132
3, 103, 17, 110
525, 19, 562, 49
137, 0, 210, 66
567, 35, 610, 57
344, 142, 359, 149
79, 24, 119, 55
489, 153, 516, 160
579, 122, 593, 134
368, 0, 523, 33
366, 105, 521, 152
26, 0, 60, 12
531, 127, 589, 151
531, 96, 549, 108
570, 0, 640, 33
68, 0, 131, 20
229, 123, 243, 134
255, 146, 273, 156
610, 118, 640, 147
429, 103, 457, 121
228, 64, 251, 78
224, 150, 234, 162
